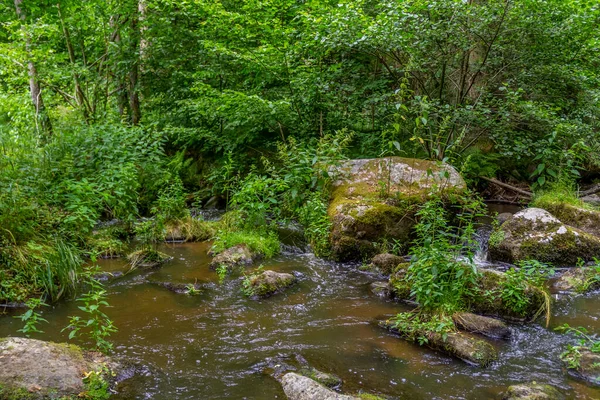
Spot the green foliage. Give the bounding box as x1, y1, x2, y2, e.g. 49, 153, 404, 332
501, 260, 553, 319
63, 267, 117, 354
391, 311, 455, 346
211, 231, 280, 259
531, 179, 591, 210
81, 368, 111, 400
406, 193, 485, 313
14, 298, 48, 337
216, 264, 228, 284
298, 192, 332, 257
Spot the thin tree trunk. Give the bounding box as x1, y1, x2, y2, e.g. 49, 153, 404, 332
57, 3, 90, 122
14, 0, 52, 135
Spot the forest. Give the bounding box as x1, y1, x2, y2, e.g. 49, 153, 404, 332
0, 0, 599, 399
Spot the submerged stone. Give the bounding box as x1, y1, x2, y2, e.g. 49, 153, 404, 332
379, 320, 498, 367
328, 157, 465, 261
0, 337, 120, 399
370, 281, 392, 298
298, 366, 342, 389
502, 382, 565, 400
452, 312, 511, 339
209, 244, 255, 270
246, 270, 296, 298
153, 281, 203, 294
280, 373, 359, 400
489, 208, 600, 265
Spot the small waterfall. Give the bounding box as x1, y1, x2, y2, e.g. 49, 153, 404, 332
473, 224, 493, 265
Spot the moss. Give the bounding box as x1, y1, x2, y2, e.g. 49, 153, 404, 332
211, 231, 280, 259
298, 367, 341, 388
165, 217, 220, 242
0, 385, 37, 400
355, 393, 387, 400
127, 248, 172, 269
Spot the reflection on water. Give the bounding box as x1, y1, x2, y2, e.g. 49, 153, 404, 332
0, 242, 599, 399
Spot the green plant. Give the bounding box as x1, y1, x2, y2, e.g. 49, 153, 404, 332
63, 267, 117, 353
81, 367, 111, 400
298, 192, 332, 257
501, 260, 553, 320
406, 194, 484, 313
185, 283, 202, 296
14, 298, 48, 337
216, 264, 228, 284
391, 311, 455, 346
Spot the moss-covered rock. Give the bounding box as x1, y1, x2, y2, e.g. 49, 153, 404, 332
468, 269, 546, 322
502, 382, 565, 400
537, 202, 600, 238
379, 319, 498, 367
365, 253, 405, 276
165, 216, 218, 243
209, 244, 256, 270
328, 157, 465, 261
552, 267, 600, 293
244, 270, 296, 298
369, 281, 393, 298
298, 366, 341, 389
452, 312, 511, 339
0, 337, 119, 399
488, 208, 600, 266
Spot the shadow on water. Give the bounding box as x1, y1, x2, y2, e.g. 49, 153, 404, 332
1, 240, 600, 399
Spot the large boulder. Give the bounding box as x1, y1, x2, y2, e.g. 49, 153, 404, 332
502, 382, 565, 400
364, 253, 405, 275
328, 157, 465, 261
379, 319, 498, 367
488, 208, 600, 265
280, 373, 359, 400
0, 337, 119, 399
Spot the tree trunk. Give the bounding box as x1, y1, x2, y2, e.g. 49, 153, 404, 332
14, 0, 52, 135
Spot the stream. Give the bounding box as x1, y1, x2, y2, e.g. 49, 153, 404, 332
1, 208, 600, 399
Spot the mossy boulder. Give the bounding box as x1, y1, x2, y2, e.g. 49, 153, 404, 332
209, 244, 256, 270
245, 270, 296, 298
370, 281, 393, 298
298, 366, 341, 389
280, 373, 359, 400
379, 319, 498, 367
165, 216, 218, 243
563, 348, 600, 386
468, 269, 546, 322
365, 253, 405, 275
538, 202, 600, 238
502, 382, 565, 400
152, 281, 203, 295
488, 208, 600, 266
452, 312, 511, 339
328, 157, 465, 261
0, 337, 119, 399
552, 267, 600, 293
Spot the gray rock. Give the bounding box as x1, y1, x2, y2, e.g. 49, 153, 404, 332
564, 348, 600, 386
0, 337, 119, 399
489, 208, 600, 265
552, 268, 600, 293
370, 281, 392, 298
581, 194, 600, 207
280, 373, 359, 400
503, 382, 565, 399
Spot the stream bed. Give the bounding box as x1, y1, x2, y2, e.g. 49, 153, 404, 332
1, 240, 600, 399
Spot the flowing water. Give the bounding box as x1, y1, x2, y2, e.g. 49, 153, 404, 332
2, 216, 600, 399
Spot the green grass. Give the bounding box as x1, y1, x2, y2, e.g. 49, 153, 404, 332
531, 180, 594, 210
211, 230, 280, 258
